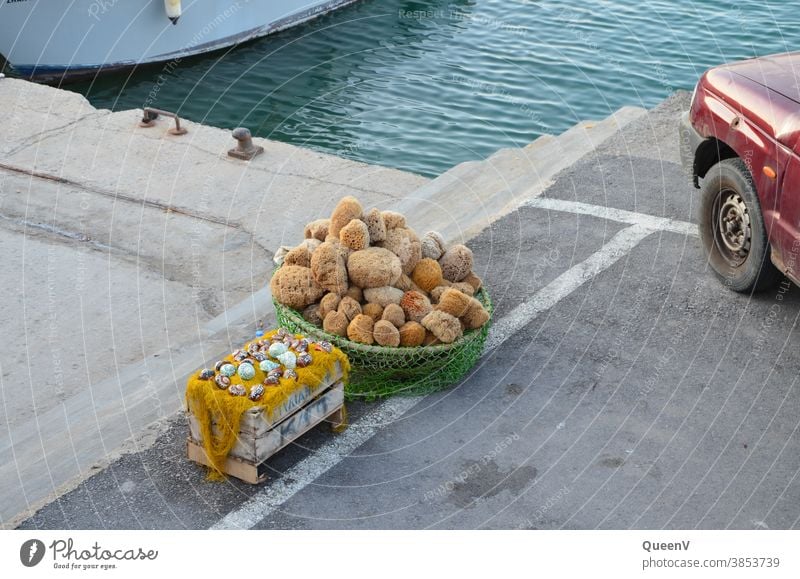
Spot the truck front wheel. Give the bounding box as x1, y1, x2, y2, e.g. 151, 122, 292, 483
699, 158, 780, 292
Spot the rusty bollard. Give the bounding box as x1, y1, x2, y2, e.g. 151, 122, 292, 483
139, 107, 187, 135
228, 127, 264, 161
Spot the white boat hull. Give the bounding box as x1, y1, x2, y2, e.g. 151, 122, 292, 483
0, 0, 359, 81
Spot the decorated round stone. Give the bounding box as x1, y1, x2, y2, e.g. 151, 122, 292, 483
238, 362, 256, 380
215, 375, 231, 390
220, 363, 236, 377
198, 368, 214, 380
277, 351, 296, 369
259, 359, 280, 373
229, 384, 246, 397
268, 342, 288, 358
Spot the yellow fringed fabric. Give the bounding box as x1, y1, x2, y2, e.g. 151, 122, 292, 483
185, 331, 350, 479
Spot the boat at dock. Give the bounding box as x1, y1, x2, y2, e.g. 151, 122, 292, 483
0, 0, 360, 82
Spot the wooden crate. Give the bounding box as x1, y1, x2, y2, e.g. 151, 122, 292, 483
187, 365, 346, 484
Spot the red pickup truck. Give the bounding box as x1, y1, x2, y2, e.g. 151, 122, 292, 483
681, 52, 800, 293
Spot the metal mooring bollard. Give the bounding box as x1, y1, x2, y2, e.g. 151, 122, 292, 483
228, 127, 264, 160
138, 107, 188, 135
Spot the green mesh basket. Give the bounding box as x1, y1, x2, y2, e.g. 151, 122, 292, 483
273, 283, 493, 400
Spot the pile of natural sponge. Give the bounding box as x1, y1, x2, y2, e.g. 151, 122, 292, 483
271, 196, 490, 346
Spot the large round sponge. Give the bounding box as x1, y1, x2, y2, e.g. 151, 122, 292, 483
363, 286, 405, 307
339, 219, 370, 251
411, 258, 443, 292
373, 320, 400, 347
363, 208, 387, 243
323, 310, 349, 337
379, 228, 421, 275
381, 210, 406, 230
400, 290, 432, 323
398, 321, 426, 347
304, 218, 330, 241
347, 314, 374, 345
462, 297, 490, 330
439, 244, 474, 282
421, 231, 447, 260
421, 310, 463, 344
271, 265, 324, 309
338, 296, 362, 321
310, 240, 349, 295
347, 247, 402, 289
319, 293, 341, 320
362, 302, 384, 322
436, 288, 472, 318
330, 196, 363, 237
381, 303, 406, 328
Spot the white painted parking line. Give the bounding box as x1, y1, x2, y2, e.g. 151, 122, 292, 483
525, 197, 699, 237
211, 222, 660, 530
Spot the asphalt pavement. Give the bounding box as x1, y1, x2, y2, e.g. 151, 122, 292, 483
18, 91, 800, 530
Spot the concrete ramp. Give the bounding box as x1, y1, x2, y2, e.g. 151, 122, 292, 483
392, 106, 647, 243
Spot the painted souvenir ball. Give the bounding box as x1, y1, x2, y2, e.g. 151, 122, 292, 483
220, 363, 236, 377
268, 342, 288, 358
237, 362, 256, 380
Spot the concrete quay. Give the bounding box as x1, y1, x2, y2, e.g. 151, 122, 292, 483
26, 90, 800, 531
1, 76, 648, 528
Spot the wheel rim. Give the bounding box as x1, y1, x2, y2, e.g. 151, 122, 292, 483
712, 188, 751, 267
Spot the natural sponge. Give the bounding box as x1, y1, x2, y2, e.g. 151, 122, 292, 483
319, 292, 341, 319
398, 321, 426, 347
330, 195, 363, 237
271, 265, 325, 309
439, 244, 474, 282
344, 285, 363, 303
347, 247, 402, 289
339, 219, 370, 251
429, 285, 449, 303
411, 258, 443, 292
381, 303, 406, 328
363, 208, 387, 243
462, 271, 483, 292
323, 310, 349, 337
284, 238, 321, 268
302, 303, 322, 327
381, 210, 406, 230
310, 240, 349, 294
347, 314, 374, 345
379, 227, 421, 275
304, 218, 330, 241
450, 282, 475, 297
373, 320, 400, 347
363, 286, 405, 307
338, 296, 362, 321
421, 310, 463, 344
462, 296, 490, 330
362, 302, 384, 322
400, 290, 432, 323
436, 288, 472, 318
421, 231, 447, 260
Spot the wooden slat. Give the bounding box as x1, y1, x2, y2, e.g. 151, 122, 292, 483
187, 382, 346, 484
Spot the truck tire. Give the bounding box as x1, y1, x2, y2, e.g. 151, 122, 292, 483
699, 157, 780, 292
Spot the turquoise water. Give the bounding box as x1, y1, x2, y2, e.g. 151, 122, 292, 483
71, 0, 799, 177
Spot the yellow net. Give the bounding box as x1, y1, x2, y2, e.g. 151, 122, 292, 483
185, 330, 350, 478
